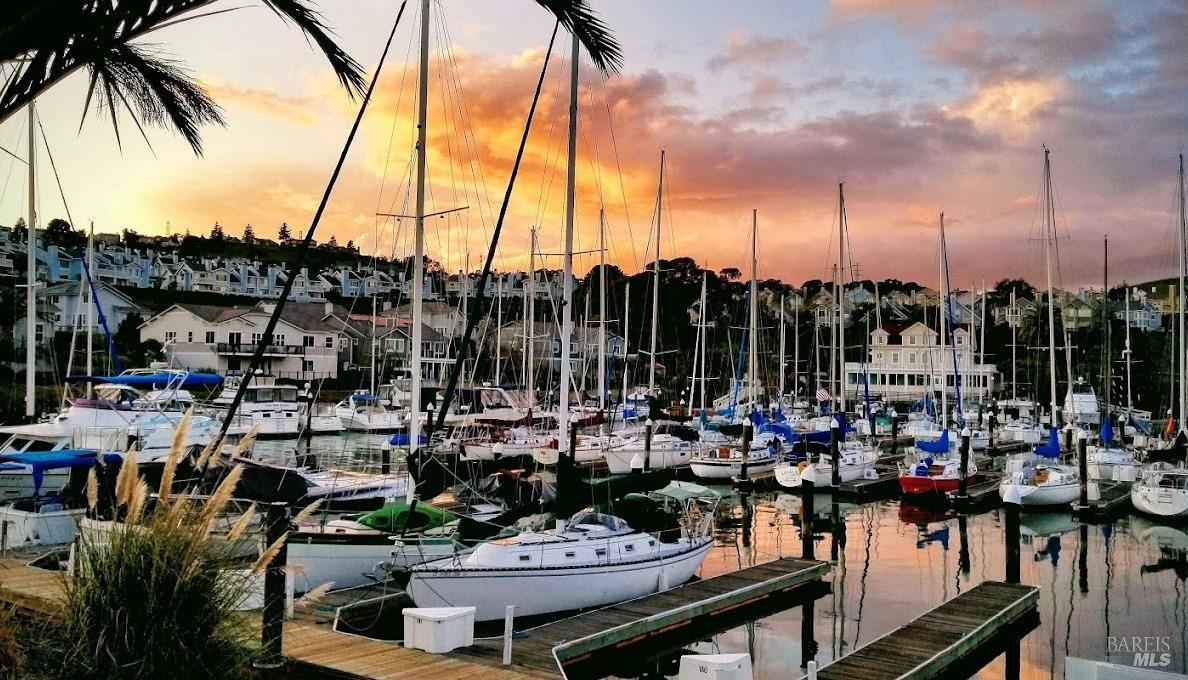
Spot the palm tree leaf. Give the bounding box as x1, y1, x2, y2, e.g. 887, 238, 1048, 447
530, 0, 622, 74
1, 0, 361, 152
260, 0, 366, 97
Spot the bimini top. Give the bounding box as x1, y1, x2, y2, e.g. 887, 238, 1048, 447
65, 371, 222, 389
0, 449, 122, 494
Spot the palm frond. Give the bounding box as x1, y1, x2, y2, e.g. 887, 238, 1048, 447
530, 0, 622, 74
0, 0, 363, 153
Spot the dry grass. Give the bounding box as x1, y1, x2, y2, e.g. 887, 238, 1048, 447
51, 413, 292, 680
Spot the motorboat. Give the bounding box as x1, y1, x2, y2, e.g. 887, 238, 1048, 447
213, 376, 304, 438
336, 390, 404, 433
1063, 378, 1101, 426
406, 482, 718, 621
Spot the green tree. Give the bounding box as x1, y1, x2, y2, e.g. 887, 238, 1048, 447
45, 217, 84, 249
209, 222, 224, 241
242, 223, 255, 244
11, 217, 27, 242
278, 222, 292, 244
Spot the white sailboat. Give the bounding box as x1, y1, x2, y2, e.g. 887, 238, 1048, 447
999, 147, 1080, 507
407, 481, 716, 621
1131, 154, 1188, 518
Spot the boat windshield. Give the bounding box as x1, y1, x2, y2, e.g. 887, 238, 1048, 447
566, 512, 629, 533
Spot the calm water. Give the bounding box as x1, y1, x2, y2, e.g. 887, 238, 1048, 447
695, 489, 1188, 679
251, 437, 1188, 678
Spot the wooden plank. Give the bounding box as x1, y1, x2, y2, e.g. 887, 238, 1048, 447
818, 581, 1039, 680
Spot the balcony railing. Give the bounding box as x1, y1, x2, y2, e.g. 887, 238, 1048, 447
215, 342, 307, 356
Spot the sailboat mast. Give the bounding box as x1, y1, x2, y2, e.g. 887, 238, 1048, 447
648, 150, 665, 393
1011, 288, 1018, 402
370, 294, 378, 394
409, 0, 429, 454
698, 271, 707, 412
793, 299, 800, 401
494, 274, 502, 384
620, 281, 631, 411
939, 212, 949, 429
1124, 283, 1133, 411
837, 183, 847, 413
527, 227, 537, 405
86, 223, 95, 393
559, 32, 579, 451
598, 209, 607, 411
1043, 147, 1059, 424
25, 101, 37, 418
1179, 153, 1186, 430
1102, 235, 1110, 416
749, 209, 758, 409
779, 295, 786, 400
979, 278, 986, 399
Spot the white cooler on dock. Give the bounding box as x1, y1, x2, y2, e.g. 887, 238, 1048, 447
402, 607, 475, 654
679, 653, 753, 680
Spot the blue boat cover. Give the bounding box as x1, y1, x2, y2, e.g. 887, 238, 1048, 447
388, 433, 428, 446
66, 372, 222, 388
0, 449, 122, 494
1034, 427, 1061, 458
1100, 417, 1113, 445
916, 429, 951, 454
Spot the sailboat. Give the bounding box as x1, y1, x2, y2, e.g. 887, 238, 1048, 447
1131, 155, 1188, 518
899, 212, 977, 495
407, 481, 717, 621
999, 147, 1080, 507
1085, 237, 1141, 482
603, 151, 701, 474
408, 35, 715, 622
691, 210, 779, 480
775, 185, 877, 490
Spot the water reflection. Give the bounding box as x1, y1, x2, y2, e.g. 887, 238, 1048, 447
693, 490, 1188, 679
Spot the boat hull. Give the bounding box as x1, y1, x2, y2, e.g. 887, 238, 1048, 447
408, 539, 712, 621
287, 534, 394, 592
690, 456, 777, 480
999, 481, 1080, 506
1131, 485, 1188, 518
898, 473, 975, 495
604, 447, 694, 474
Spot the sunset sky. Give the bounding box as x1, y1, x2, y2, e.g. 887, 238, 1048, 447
2, 0, 1186, 289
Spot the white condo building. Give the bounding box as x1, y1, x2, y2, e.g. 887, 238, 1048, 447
843, 322, 997, 403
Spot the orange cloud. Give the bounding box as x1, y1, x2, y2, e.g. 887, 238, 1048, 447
203, 80, 321, 125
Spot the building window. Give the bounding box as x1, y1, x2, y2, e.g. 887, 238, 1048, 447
165, 331, 177, 343
909, 336, 916, 345
187, 331, 193, 343
205, 331, 215, 344
326, 336, 335, 349
303, 335, 315, 347
251, 332, 262, 345
274, 334, 285, 346
302, 360, 314, 372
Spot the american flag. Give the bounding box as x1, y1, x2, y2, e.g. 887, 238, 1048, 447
815, 384, 832, 401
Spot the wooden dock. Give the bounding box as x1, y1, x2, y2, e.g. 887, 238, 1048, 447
447, 557, 829, 678
816, 581, 1039, 680
950, 472, 1005, 510
837, 468, 901, 500
1077, 480, 1132, 521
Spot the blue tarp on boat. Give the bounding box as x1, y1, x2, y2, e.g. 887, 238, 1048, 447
1035, 427, 1061, 458
0, 449, 122, 494
916, 429, 951, 454
65, 372, 222, 388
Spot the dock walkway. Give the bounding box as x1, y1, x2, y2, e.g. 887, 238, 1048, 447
451, 557, 828, 678
816, 581, 1039, 680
